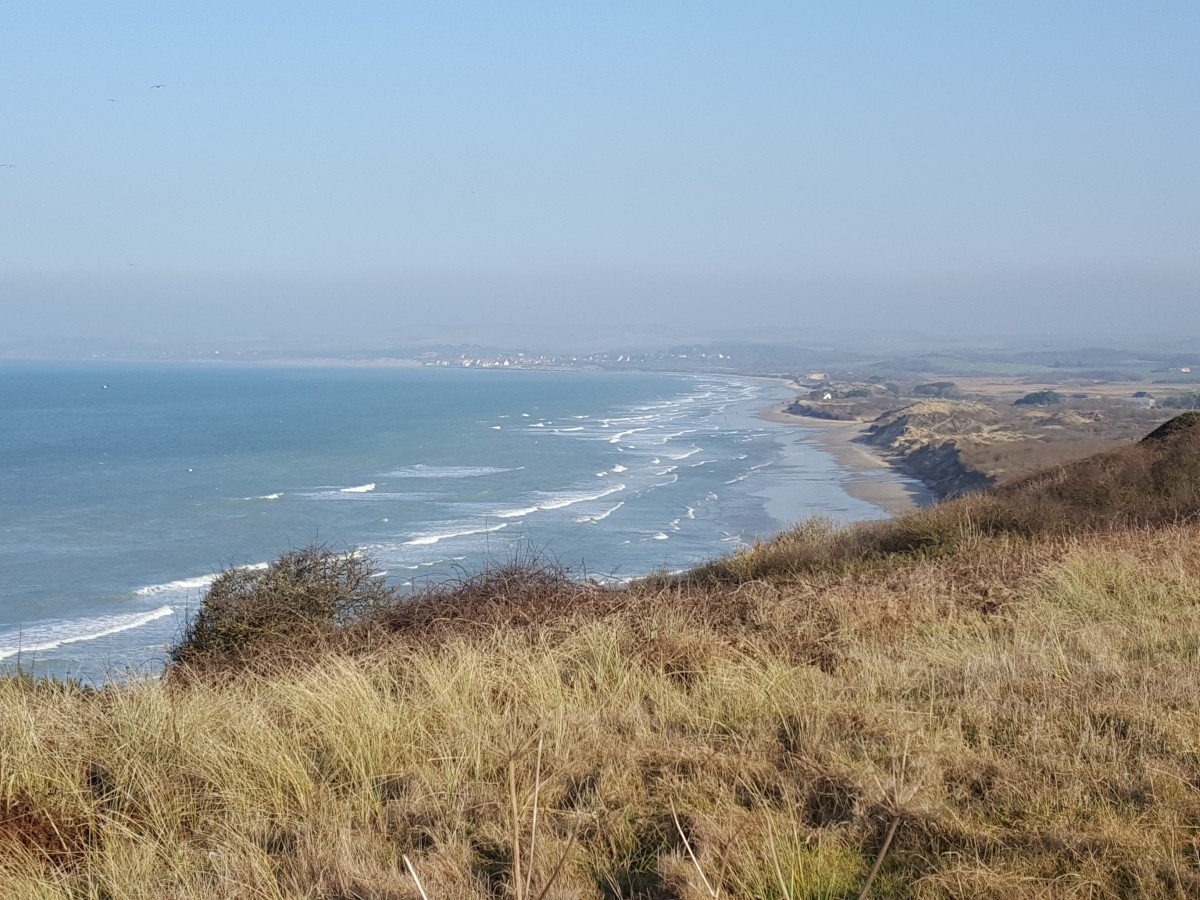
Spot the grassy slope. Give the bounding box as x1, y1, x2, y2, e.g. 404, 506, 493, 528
4, 420, 1200, 899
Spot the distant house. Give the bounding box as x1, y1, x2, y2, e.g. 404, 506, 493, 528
1130, 391, 1156, 408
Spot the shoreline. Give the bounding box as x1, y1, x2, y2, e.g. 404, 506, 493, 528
757, 403, 934, 517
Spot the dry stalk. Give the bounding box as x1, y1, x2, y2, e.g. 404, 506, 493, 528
764, 814, 793, 900
509, 756, 524, 900
671, 797, 719, 898
524, 735, 544, 900
403, 855, 431, 900
857, 815, 901, 900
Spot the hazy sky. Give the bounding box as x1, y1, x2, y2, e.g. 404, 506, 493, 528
2, 2, 1197, 346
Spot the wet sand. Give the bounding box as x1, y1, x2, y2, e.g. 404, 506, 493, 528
758, 404, 934, 517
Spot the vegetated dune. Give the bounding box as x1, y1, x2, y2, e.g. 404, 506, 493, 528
859, 396, 1175, 499
4, 417, 1200, 898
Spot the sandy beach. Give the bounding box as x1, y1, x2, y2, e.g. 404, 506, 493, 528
758, 403, 933, 517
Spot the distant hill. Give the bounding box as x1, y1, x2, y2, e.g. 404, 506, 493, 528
993, 410, 1200, 528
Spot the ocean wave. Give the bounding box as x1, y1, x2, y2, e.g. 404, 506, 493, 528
135, 573, 218, 597
386, 465, 520, 479
135, 562, 269, 599
494, 505, 540, 519
575, 501, 624, 524
403, 522, 508, 547
611, 464, 628, 473
652, 429, 697, 445
667, 447, 702, 460
340, 483, 376, 493
537, 484, 625, 511
652, 533, 669, 541
608, 428, 648, 444
0, 606, 174, 662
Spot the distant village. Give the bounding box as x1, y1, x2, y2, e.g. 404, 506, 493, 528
419, 349, 733, 369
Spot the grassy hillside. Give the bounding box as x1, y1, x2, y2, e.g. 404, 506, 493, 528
4, 418, 1200, 898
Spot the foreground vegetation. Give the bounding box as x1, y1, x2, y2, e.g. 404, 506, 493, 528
4, 418, 1200, 898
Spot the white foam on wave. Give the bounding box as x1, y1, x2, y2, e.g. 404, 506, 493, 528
686, 506, 696, 519
609, 428, 648, 444
386, 465, 520, 479
0, 606, 174, 662
575, 501, 624, 524
652, 429, 697, 445
134, 562, 270, 599
259, 493, 282, 500
652, 533, 669, 541
555, 426, 584, 433
136, 573, 217, 597
538, 483, 625, 511
652, 465, 677, 476
404, 522, 508, 547
341, 483, 376, 493
494, 505, 541, 519
611, 464, 628, 473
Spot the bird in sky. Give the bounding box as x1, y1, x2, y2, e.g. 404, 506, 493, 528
106, 98, 118, 102
0, 164, 15, 168
151, 84, 166, 88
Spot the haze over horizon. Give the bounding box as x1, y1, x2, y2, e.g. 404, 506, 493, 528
3, 2, 1197, 348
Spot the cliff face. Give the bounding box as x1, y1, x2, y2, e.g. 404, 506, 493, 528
859, 401, 996, 500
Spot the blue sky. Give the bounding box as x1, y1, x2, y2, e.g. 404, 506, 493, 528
2, 2, 1197, 345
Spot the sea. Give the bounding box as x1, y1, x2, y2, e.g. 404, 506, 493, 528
0, 362, 901, 682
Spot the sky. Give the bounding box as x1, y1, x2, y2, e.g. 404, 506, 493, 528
2, 2, 1198, 348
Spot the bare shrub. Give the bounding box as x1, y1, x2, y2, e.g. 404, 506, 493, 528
170, 545, 398, 670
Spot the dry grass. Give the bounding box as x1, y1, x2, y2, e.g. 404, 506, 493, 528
4, 520, 1200, 898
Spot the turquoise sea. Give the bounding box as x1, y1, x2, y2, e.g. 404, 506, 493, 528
0, 362, 903, 680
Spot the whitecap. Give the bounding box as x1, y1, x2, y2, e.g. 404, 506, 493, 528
403, 522, 508, 547
575, 501, 624, 524
386, 465, 519, 479
609, 428, 648, 444
340, 483, 376, 493
493, 505, 540, 519
134, 562, 269, 599
0, 606, 175, 662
